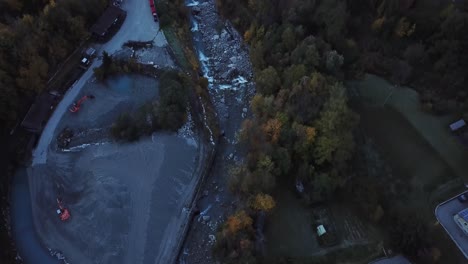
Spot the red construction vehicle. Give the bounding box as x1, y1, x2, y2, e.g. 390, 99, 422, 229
56, 198, 71, 221
69, 94, 94, 113
149, 0, 158, 21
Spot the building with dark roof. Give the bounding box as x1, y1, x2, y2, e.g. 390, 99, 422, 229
21, 93, 58, 133
90, 6, 126, 38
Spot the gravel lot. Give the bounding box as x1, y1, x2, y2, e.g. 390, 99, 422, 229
29, 73, 201, 264
25, 0, 207, 262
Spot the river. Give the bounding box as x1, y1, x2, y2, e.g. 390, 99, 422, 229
180, 0, 255, 262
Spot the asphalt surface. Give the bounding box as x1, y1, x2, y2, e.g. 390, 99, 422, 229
435, 190, 468, 259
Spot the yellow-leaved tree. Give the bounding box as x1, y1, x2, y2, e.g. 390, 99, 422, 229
250, 193, 276, 212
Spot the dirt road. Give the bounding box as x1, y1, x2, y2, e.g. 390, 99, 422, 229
33, 0, 167, 166
24, 0, 209, 263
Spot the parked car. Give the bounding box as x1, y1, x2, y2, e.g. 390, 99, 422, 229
79, 47, 96, 70
458, 193, 468, 203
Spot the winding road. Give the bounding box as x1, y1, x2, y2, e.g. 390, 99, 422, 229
33, 0, 167, 166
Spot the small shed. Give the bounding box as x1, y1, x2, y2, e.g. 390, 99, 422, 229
90, 6, 126, 37
317, 225, 326, 237
21, 93, 57, 133
450, 119, 466, 132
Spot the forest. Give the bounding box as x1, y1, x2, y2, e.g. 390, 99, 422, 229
212, 0, 468, 263
0, 0, 109, 128
218, 0, 468, 116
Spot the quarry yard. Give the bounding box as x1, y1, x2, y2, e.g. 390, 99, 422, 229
23, 0, 205, 263
29, 73, 202, 264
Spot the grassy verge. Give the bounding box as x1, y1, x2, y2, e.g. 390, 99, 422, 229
154, 0, 198, 71
262, 243, 383, 264
350, 74, 468, 262
351, 74, 468, 183
155, 0, 219, 141
161, 27, 192, 71
46, 40, 90, 94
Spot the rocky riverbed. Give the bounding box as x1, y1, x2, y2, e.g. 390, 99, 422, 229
180, 0, 255, 263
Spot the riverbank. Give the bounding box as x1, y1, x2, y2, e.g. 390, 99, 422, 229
179, 0, 255, 262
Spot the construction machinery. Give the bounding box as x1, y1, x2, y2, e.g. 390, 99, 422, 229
69, 94, 95, 113
56, 198, 71, 221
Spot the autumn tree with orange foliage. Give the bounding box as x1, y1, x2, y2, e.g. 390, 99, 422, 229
214, 210, 256, 263
262, 118, 282, 143
224, 210, 253, 235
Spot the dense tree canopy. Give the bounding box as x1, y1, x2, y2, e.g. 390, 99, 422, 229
219, 0, 468, 116
0, 0, 107, 128
216, 2, 360, 260
232, 27, 357, 202
214, 0, 468, 262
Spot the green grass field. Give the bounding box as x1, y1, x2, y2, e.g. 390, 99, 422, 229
349, 74, 468, 205
265, 188, 318, 257
349, 74, 468, 262
351, 74, 468, 185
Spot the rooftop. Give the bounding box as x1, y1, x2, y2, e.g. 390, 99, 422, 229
450, 119, 466, 131
90, 6, 126, 36
21, 93, 57, 133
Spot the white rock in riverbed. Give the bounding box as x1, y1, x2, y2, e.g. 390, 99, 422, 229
209, 234, 216, 243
